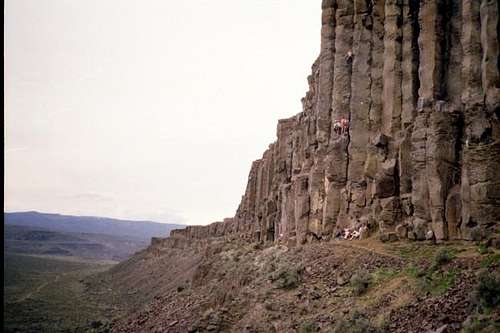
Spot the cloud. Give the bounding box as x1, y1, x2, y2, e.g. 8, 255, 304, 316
67, 192, 115, 202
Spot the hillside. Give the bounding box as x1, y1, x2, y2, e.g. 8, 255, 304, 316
88, 237, 500, 332
4, 211, 184, 240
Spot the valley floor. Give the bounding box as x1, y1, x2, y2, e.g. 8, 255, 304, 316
3, 253, 117, 333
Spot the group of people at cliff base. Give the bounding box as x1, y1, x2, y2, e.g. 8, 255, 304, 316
341, 228, 360, 240
333, 118, 349, 136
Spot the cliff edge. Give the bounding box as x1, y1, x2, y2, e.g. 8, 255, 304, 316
171, 0, 500, 244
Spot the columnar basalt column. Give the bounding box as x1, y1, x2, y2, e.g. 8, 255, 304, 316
317, 0, 337, 146
293, 174, 310, 244
382, 0, 403, 141
344, 0, 373, 226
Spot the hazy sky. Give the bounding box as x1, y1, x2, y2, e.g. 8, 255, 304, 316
5, 0, 320, 225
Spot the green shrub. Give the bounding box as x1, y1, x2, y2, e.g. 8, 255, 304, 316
278, 269, 300, 289
350, 270, 372, 296
402, 248, 459, 296
461, 318, 486, 333
421, 270, 458, 296
476, 243, 489, 255
405, 265, 425, 278
298, 322, 319, 333
461, 315, 500, 333
330, 312, 378, 333
472, 270, 500, 311
372, 268, 398, 283
480, 254, 500, 269
269, 263, 301, 290
430, 248, 455, 271
406, 263, 458, 296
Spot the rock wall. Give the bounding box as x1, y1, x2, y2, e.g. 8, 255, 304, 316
170, 0, 500, 244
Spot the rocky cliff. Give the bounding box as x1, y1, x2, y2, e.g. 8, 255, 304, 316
171, 0, 500, 244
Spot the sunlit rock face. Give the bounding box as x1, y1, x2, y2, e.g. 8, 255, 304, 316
171, 0, 500, 244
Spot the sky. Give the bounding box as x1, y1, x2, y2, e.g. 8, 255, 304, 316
5, 0, 320, 225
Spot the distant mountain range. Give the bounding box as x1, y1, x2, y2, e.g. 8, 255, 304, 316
4, 211, 186, 260
4, 225, 147, 260
4, 211, 185, 241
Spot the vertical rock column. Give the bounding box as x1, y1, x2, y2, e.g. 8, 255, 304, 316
410, 0, 441, 239
425, 0, 454, 241
317, 0, 337, 147
324, 0, 354, 230
308, 163, 325, 238
401, 0, 420, 129
460, 0, 496, 240
445, 0, 464, 107
275, 118, 295, 239
440, 0, 464, 240
398, 0, 420, 223
279, 183, 295, 239
346, 0, 373, 225
308, 1, 336, 239
262, 146, 277, 242
382, 0, 403, 140
243, 160, 261, 239
376, 0, 403, 235
480, 0, 500, 111
364, 0, 385, 226
293, 174, 310, 244
369, 0, 386, 133
460, 0, 500, 239
479, 0, 500, 231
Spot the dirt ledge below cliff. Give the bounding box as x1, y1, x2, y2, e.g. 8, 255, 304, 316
87, 237, 500, 333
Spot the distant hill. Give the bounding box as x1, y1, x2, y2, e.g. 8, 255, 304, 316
4, 225, 152, 260
4, 211, 184, 241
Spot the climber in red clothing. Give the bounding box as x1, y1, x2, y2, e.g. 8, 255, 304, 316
340, 118, 349, 135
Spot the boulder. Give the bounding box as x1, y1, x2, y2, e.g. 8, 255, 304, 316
395, 224, 408, 239
359, 226, 370, 239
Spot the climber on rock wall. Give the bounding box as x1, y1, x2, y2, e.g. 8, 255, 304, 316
333, 120, 342, 135
333, 118, 349, 136
340, 118, 349, 135
345, 50, 353, 63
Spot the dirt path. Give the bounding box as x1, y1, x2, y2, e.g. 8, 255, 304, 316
15, 273, 65, 303
331, 239, 404, 260
15, 280, 50, 303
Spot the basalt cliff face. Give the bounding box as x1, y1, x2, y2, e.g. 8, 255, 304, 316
172, 0, 500, 244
